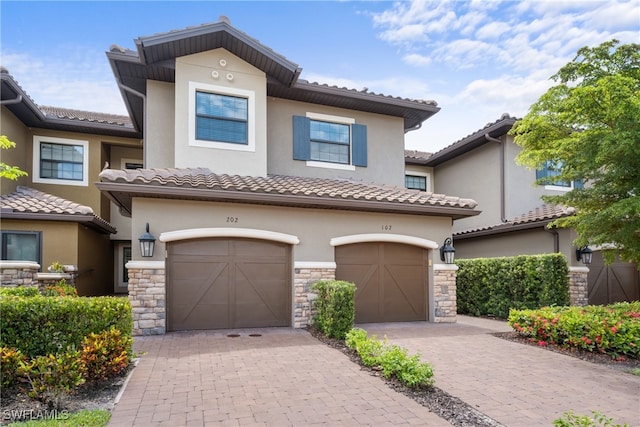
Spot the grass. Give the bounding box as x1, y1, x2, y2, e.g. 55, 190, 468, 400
7, 409, 110, 427
630, 367, 640, 376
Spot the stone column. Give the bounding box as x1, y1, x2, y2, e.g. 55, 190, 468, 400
293, 262, 336, 328
0, 261, 40, 288
433, 264, 458, 323
126, 261, 166, 336
568, 266, 589, 306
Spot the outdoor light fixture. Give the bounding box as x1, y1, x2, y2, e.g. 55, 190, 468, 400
139, 223, 156, 258
576, 246, 593, 265
439, 238, 456, 264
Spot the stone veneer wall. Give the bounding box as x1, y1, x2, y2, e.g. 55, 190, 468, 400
293, 264, 336, 328
433, 264, 458, 323
0, 261, 40, 287
568, 266, 589, 306
126, 261, 166, 336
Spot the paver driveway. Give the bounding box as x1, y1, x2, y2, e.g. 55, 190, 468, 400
361, 316, 640, 427
108, 328, 449, 426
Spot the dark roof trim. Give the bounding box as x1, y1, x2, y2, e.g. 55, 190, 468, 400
425, 114, 517, 166
0, 71, 140, 138
96, 181, 480, 220
453, 220, 553, 240
0, 211, 116, 234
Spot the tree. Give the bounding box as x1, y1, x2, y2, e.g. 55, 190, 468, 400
0, 135, 27, 181
510, 40, 640, 265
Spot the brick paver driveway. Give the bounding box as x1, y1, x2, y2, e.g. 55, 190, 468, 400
108, 328, 449, 426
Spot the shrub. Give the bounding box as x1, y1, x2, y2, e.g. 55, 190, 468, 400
0, 295, 132, 358
345, 328, 434, 388
80, 327, 132, 381
508, 302, 640, 359
457, 254, 569, 319
553, 410, 628, 427
0, 287, 40, 297
311, 280, 355, 339
41, 280, 77, 297
1, 346, 26, 387
18, 350, 85, 409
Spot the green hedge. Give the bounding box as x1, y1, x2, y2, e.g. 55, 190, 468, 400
0, 295, 132, 357
456, 253, 569, 319
311, 280, 356, 339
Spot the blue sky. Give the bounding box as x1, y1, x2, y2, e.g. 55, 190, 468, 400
1, 1, 638, 152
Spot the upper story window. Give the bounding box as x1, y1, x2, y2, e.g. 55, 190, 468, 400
196, 92, 248, 144
189, 82, 255, 152
537, 160, 584, 191
1, 231, 42, 266
33, 136, 89, 187
293, 112, 367, 170
405, 175, 427, 191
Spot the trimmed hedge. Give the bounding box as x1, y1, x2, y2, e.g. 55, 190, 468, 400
456, 253, 569, 319
0, 295, 132, 357
311, 280, 356, 339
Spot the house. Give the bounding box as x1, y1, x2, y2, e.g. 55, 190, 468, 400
0, 69, 143, 295
405, 114, 639, 305
94, 17, 481, 335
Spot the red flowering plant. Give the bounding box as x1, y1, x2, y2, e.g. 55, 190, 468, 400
508, 302, 640, 359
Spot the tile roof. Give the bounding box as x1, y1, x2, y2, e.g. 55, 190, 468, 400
39, 106, 131, 127
454, 204, 575, 238
97, 168, 479, 218
0, 186, 116, 234
404, 149, 433, 163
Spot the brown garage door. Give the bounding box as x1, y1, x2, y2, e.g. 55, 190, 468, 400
335, 242, 427, 323
167, 238, 291, 331
588, 252, 639, 305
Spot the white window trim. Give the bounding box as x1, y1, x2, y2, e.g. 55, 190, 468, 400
32, 135, 89, 187
405, 171, 431, 192
544, 183, 574, 192
305, 112, 356, 170
188, 81, 255, 152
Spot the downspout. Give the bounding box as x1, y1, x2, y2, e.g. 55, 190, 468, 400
116, 82, 147, 166
545, 226, 560, 253
0, 94, 22, 105
484, 134, 507, 222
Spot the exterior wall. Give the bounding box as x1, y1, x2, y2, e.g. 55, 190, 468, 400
267, 98, 406, 187
173, 48, 268, 176
0, 107, 29, 193
433, 264, 457, 322
293, 265, 336, 328
131, 198, 452, 262
434, 142, 502, 232
146, 80, 175, 168
568, 267, 589, 306
455, 228, 556, 259
127, 261, 166, 336
109, 146, 143, 240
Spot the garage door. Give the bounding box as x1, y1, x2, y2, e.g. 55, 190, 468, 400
335, 242, 427, 323
588, 252, 639, 305
167, 238, 291, 331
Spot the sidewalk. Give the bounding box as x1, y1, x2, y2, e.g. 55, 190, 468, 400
361, 316, 640, 427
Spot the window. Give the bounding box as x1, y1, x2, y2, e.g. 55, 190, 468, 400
188, 82, 256, 152
1, 231, 41, 265
293, 113, 367, 169
537, 160, 584, 190
196, 92, 248, 144
33, 136, 89, 186
405, 175, 427, 191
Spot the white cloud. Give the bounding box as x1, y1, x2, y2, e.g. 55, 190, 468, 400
403, 53, 432, 67
475, 21, 510, 40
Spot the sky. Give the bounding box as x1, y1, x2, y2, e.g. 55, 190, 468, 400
1, 1, 638, 153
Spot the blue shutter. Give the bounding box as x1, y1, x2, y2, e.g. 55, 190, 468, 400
292, 116, 310, 161
351, 123, 367, 167
536, 162, 548, 180
573, 179, 584, 189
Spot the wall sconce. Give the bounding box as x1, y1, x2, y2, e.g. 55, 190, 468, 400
139, 223, 156, 258
439, 237, 456, 264
576, 246, 593, 265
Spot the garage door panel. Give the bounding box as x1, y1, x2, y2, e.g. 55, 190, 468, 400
336, 242, 427, 323
168, 238, 291, 331
588, 252, 639, 305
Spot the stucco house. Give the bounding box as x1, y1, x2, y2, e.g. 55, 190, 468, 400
0, 69, 142, 295
405, 114, 639, 306
90, 17, 485, 335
